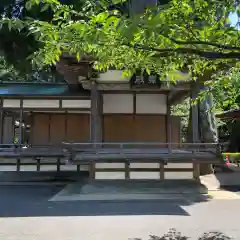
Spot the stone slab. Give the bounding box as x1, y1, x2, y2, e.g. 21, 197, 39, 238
200, 172, 240, 190
49, 179, 208, 202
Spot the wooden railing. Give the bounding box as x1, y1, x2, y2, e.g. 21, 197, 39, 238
61, 142, 225, 164
0, 142, 226, 178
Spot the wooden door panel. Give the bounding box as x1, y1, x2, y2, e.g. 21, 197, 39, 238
50, 114, 66, 144
103, 115, 134, 142
66, 114, 90, 141
171, 116, 181, 147
32, 114, 50, 145
104, 115, 167, 145
134, 115, 166, 143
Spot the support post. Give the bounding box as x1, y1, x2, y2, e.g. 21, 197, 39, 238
90, 80, 102, 180
191, 84, 200, 144
166, 94, 172, 152
19, 99, 24, 146
90, 80, 102, 146
0, 99, 3, 144
191, 81, 200, 180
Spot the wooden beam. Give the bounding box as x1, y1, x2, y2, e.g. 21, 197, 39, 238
82, 80, 191, 91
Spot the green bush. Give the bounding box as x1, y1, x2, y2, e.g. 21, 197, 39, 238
222, 152, 240, 163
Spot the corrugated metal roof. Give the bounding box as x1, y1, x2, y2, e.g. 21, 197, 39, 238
0, 83, 71, 96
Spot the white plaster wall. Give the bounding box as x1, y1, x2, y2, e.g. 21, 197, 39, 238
95, 163, 125, 169
23, 100, 59, 108
165, 172, 193, 179
95, 172, 125, 179
3, 99, 20, 108
103, 94, 133, 113
136, 94, 167, 114
62, 100, 91, 108
165, 163, 193, 169
130, 163, 159, 168
130, 172, 160, 179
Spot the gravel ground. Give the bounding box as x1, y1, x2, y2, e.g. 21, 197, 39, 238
0, 184, 239, 240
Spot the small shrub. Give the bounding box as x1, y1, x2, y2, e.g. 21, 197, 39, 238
222, 152, 240, 164
131, 228, 232, 240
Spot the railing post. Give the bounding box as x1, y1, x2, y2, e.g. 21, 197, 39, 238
193, 161, 200, 181
160, 162, 165, 180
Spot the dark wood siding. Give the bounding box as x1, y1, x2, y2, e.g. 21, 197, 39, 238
103, 115, 180, 144
31, 114, 90, 145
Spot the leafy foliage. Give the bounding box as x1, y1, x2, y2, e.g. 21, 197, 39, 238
5, 0, 239, 77
0, 55, 64, 82
131, 228, 232, 240
1, 0, 240, 103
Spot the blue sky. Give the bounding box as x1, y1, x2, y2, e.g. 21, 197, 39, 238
229, 12, 238, 26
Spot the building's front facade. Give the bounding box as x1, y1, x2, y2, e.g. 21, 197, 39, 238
0, 72, 220, 180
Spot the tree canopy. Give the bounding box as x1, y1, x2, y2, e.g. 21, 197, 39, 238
0, 0, 240, 104
3, 0, 239, 77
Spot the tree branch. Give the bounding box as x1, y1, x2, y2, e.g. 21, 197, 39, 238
168, 38, 240, 51
132, 44, 240, 60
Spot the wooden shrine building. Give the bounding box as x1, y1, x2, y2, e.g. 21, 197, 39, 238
0, 70, 221, 180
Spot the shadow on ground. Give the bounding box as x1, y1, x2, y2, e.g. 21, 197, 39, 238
0, 171, 212, 218
0, 187, 210, 218
0, 185, 189, 217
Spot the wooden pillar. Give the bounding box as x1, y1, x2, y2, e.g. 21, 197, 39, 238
191, 81, 200, 180
90, 80, 102, 145
0, 99, 3, 144
90, 80, 102, 179
19, 99, 24, 146
97, 93, 103, 143
166, 94, 172, 152
191, 84, 200, 143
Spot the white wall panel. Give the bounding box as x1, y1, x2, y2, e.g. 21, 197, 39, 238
165, 163, 193, 169
23, 100, 59, 108
136, 94, 167, 114
165, 172, 193, 179
3, 99, 20, 108
130, 172, 160, 179
40, 165, 58, 171
95, 172, 125, 179
95, 163, 125, 169
130, 163, 159, 169
62, 100, 91, 108
103, 94, 133, 113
